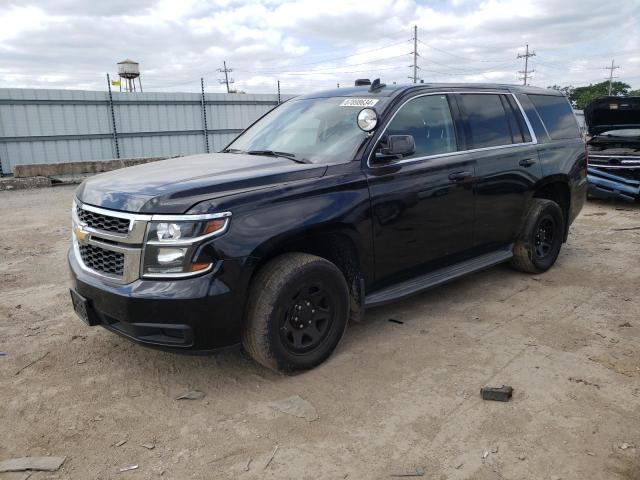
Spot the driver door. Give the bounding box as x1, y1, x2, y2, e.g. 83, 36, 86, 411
365, 93, 476, 283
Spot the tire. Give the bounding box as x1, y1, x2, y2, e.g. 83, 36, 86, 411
510, 199, 565, 274
241, 253, 350, 372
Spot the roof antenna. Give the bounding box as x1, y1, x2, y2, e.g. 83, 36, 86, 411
369, 78, 386, 92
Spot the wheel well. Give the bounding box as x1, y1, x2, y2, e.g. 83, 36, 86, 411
251, 231, 365, 321
533, 182, 570, 239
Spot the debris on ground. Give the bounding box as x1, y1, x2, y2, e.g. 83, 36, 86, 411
269, 395, 318, 421
455, 462, 464, 469
480, 385, 513, 402
482, 451, 489, 459
619, 443, 634, 450
141, 443, 155, 450
14, 351, 50, 376
176, 390, 206, 400
619, 322, 632, 328
491, 445, 499, 453
118, 464, 138, 473
77, 359, 86, 364
388, 318, 404, 324
568, 377, 600, 389
612, 226, 640, 232
245, 458, 252, 471
264, 445, 279, 469
390, 467, 425, 477
518, 453, 527, 461
0, 456, 66, 472
114, 439, 127, 447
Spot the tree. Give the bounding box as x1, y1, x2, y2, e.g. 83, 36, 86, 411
628, 89, 640, 97
548, 81, 633, 109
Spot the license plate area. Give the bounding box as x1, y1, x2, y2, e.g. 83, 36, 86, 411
70, 289, 99, 326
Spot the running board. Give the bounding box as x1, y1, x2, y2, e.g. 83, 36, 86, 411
364, 246, 513, 308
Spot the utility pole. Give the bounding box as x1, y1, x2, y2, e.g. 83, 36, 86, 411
409, 25, 419, 84
604, 59, 620, 95
517, 44, 536, 86
218, 61, 234, 93
277, 80, 281, 104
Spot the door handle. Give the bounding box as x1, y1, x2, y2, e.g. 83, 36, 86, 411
519, 158, 536, 167
448, 171, 473, 182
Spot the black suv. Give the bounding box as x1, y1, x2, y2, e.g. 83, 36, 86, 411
69, 81, 586, 372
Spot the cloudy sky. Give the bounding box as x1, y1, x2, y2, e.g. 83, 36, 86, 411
1, 0, 638, 94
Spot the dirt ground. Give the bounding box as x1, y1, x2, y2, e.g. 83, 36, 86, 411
1, 185, 639, 480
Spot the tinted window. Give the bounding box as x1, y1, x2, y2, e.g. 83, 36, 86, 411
504, 95, 532, 143
528, 94, 580, 140
515, 93, 549, 142
385, 95, 457, 158
459, 94, 514, 148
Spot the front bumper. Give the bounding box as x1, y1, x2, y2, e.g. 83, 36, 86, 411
68, 249, 253, 353
587, 167, 640, 202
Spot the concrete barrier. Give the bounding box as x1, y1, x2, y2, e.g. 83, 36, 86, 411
13, 156, 176, 178
0, 176, 52, 191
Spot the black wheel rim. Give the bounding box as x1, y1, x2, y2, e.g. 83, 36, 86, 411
279, 282, 335, 354
534, 215, 556, 259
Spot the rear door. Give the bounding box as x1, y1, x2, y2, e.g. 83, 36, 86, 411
455, 92, 543, 249
365, 93, 476, 283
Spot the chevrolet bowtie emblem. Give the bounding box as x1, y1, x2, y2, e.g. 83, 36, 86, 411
74, 225, 89, 242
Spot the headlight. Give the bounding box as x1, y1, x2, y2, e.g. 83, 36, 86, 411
142, 212, 231, 278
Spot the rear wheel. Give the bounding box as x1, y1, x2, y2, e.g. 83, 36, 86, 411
241, 253, 349, 372
510, 199, 565, 274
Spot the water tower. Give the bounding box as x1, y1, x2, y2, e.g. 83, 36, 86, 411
117, 59, 143, 92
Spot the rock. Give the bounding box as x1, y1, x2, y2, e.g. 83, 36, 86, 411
269, 395, 318, 421
176, 390, 205, 400
0, 456, 66, 472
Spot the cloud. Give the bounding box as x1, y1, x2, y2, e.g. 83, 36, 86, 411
0, 0, 638, 94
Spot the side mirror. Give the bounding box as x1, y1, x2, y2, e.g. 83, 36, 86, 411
376, 135, 416, 161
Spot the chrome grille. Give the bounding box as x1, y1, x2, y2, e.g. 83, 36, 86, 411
77, 205, 130, 234
79, 244, 125, 277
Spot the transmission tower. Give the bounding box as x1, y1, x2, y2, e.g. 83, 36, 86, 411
218, 61, 234, 93
517, 44, 536, 86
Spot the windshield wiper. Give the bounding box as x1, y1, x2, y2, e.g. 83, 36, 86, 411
222, 148, 244, 153
246, 150, 311, 164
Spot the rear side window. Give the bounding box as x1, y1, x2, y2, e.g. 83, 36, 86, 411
385, 94, 457, 159
527, 94, 580, 140
459, 93, 528, 149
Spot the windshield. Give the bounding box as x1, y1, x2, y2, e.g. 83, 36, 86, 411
226, 97, 387, 164
598, 128, 640, 138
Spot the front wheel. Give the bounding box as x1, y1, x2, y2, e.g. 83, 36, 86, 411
241, 253, 349, 372
510, 199, 565, 274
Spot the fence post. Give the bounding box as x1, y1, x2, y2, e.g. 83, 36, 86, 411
106, 73, 120, 159
201, 78, 210, 154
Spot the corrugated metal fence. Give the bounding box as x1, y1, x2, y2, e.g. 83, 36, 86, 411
0, 88, 291, 175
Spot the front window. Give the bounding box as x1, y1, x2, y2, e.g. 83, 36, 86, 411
226, 97, 388, 164
383, 94, 458, 159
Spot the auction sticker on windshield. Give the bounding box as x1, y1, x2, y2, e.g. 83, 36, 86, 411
340, 98, 379, 107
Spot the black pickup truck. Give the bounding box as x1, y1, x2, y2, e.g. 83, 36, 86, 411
69, 81, 587, 372
585, 96, 640, 201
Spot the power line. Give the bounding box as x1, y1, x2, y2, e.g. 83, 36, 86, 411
218, 60, 234, 93
517, 44, 536, 86
239, 39, 410, 74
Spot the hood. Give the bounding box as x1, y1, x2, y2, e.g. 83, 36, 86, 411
584, 96, 640, 136
75, 153, 328, 213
